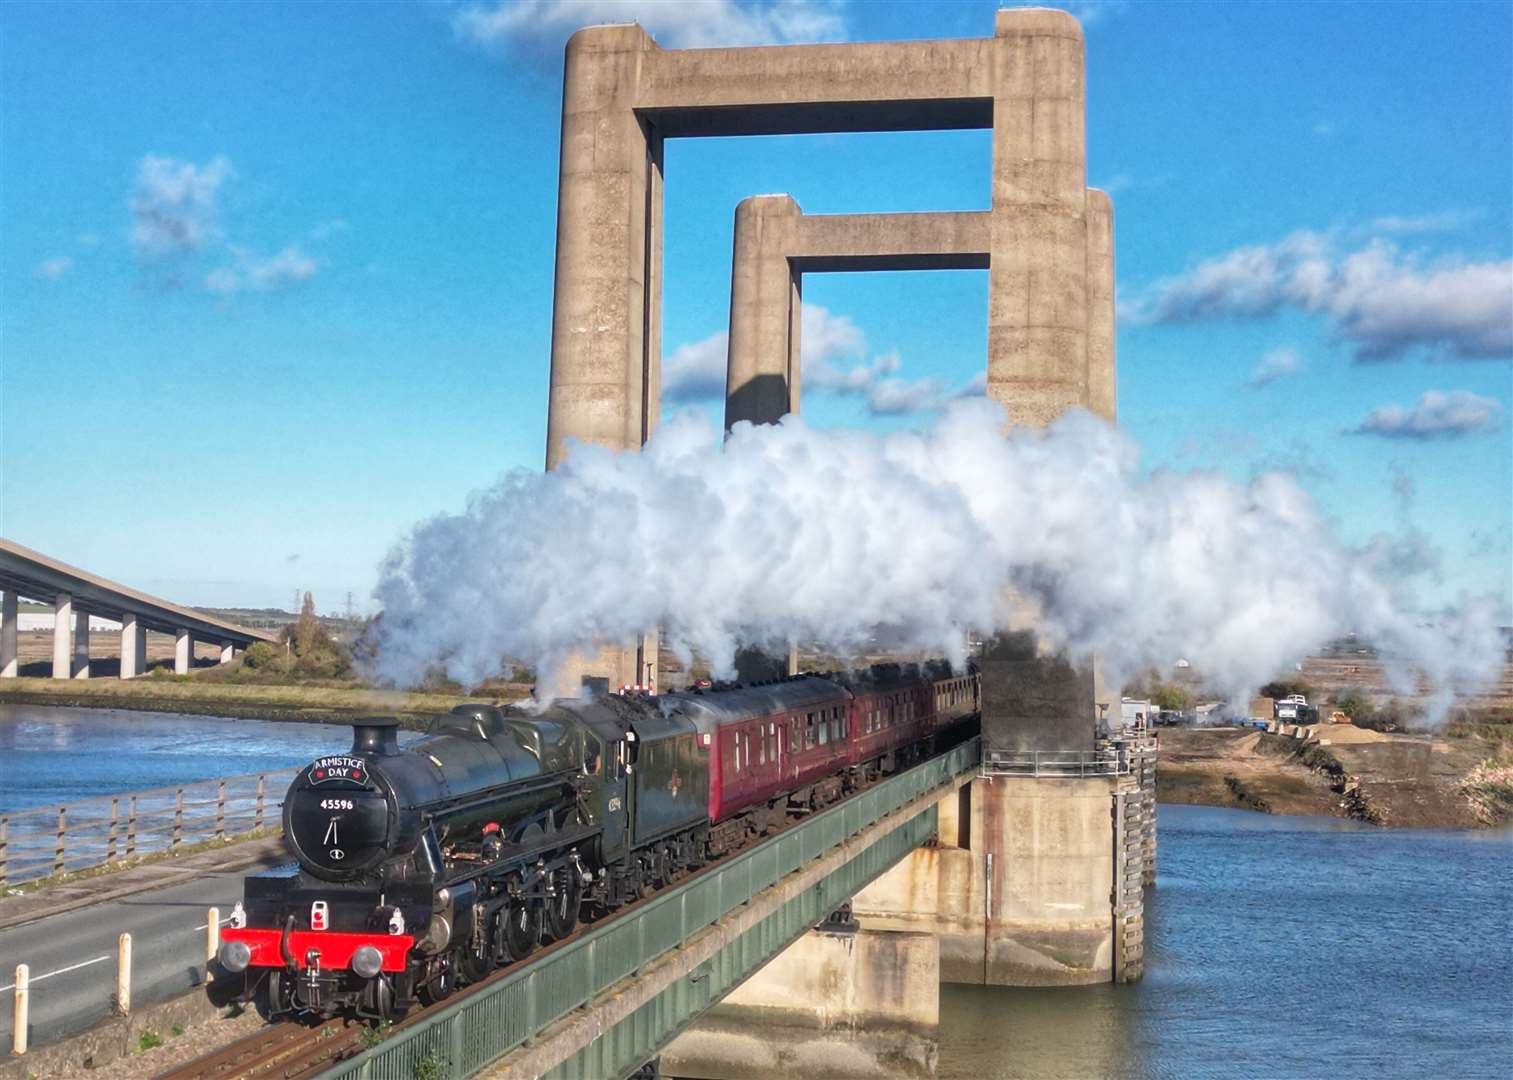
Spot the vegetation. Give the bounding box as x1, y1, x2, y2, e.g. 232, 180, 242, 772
1259, 677, 1316, 701
1223, 775, 1272, 813
1149, 682, 1194, 712
1459, 760, 1513, 826
137, 1030, 164, 1052
415, 1051, 445, 1080
359, 1021, 393, 1049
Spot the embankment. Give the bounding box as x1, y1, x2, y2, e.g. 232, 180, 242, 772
1157, 725, 1511, 829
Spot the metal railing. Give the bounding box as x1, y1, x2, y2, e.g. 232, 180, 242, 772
980, 746, 1128, 778
319, 736, 981, 1080
0, 770, 295, 886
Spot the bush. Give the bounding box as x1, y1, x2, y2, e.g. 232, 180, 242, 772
1260, 678, 1316, 701
1150, 682, 1194, 712
1333, 689, 1374, 722
242, 642, 278, 669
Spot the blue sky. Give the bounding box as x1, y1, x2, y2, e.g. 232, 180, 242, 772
2, 0, 1509, 619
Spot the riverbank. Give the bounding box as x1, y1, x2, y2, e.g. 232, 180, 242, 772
1156, 725, 1513, 828
0, 676, 526, 727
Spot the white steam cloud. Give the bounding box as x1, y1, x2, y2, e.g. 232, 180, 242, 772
372, 401, 1501, 718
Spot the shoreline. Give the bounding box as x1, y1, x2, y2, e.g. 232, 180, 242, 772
1154, 726, 1510, 830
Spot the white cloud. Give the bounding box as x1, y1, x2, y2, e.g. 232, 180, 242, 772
662, 330, 730, 403
454, 0, 846, 53
1248, 346, 1303, 388
130, 154, 232, 257
1349, 390, 1506, 439
1130, 227, 1513, 361
35, 256, 74, 280
662, 303, 978, 417
1369, 211, 1474, 236
205, 246, 319, 295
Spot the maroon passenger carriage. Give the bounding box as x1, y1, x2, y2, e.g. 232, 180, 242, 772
675, 662, 980, 856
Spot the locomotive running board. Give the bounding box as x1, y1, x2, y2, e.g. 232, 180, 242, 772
441, 822, 604, 888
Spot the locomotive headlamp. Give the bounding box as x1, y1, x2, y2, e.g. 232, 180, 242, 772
219, 939, 252, 974
351, 945, 384, 979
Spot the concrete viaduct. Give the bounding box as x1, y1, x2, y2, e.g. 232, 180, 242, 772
0, 538, 278, 679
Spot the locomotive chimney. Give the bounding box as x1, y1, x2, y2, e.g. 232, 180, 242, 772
351, 717, 401, 756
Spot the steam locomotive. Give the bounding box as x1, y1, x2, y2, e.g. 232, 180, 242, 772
213, 664, 978, 1020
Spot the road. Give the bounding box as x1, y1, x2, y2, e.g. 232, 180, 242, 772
0, 866, 264, 1049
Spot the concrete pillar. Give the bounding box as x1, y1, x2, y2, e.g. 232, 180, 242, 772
546, 22, 662, 471
855, 775, 1122, 986
52, 592, 73, 679
0, 590, 17, 678
661, 928, 938, 1080
987, 8, 1089, 426
120, 614, 144, 678
219, 642, 234, 665
725, 195, 802, 429
543, 24, 664, 692
1085, 187, 1116, 423
73, 611, 90, 678
174, 629, 191, 675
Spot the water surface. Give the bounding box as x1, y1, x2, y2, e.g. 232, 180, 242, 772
0, 704, 397, 811
940, 804, 1513, 1079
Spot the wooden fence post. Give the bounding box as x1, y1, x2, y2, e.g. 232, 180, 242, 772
206, 906, 220, 962
126, 795, 137, 858
0, 817, 8, 888
12, 963, 28, 1056
107, 797, 119, 862
173, 788, 184, 850
54, 807, 66, 875
117, 933, 132, 1015
216, 780, 226, 841
255, 775, 266, 830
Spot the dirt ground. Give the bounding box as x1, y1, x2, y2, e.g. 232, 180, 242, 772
1157, 725, 1504, 828
1157, 728, 1339, 817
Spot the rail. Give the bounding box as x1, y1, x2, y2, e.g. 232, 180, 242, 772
318, 736, 982, 1080
0, 770, 296, 886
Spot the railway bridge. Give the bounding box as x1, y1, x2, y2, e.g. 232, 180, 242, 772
311, 733, 1154, 1080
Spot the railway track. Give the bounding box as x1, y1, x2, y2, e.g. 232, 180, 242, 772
154, 1018, 355, 1080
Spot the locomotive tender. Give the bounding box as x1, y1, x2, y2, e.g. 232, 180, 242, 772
215, 664, 978, 1020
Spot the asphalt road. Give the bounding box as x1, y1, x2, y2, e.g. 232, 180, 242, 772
0, 868, 253, 1049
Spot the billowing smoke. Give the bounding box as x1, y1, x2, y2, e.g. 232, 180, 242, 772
372, 401, 1501, 717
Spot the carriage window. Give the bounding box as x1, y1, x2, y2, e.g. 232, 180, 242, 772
790, 718, 800, 752
758, 729, 766, 765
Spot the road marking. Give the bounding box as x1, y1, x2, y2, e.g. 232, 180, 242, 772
0, 954, 109, 993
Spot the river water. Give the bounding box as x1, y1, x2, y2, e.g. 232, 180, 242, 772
939, 804, 1513, 1079
0, 704, 384, 812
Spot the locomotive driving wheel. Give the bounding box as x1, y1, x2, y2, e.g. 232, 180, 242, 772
417, 953, 457, 1005
544, 867, 582, 941
460, 914, 495, 983
503, 897, 542, 960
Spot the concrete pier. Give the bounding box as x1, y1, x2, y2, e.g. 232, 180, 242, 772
853, 776, 1134, 985
51, 593, 73, 679
174, 629, 191, 675
119, 614, 144, 678
662, 928, 939, 1080
72, 612, 90, 678
219, 642, 234, 665
0, 590, 17, 678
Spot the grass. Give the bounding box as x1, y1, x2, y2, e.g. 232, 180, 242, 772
137, 1030, 164, 1052
0, 675, 523, 727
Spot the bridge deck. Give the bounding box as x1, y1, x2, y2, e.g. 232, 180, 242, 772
319, 737, 981, 1080
0, 537, 277, 644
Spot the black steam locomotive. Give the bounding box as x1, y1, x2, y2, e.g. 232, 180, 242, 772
215, 665, 977, 1020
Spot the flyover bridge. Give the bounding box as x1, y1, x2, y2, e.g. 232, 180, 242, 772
0, 537, 278, 679
319, 738, 982, 1080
